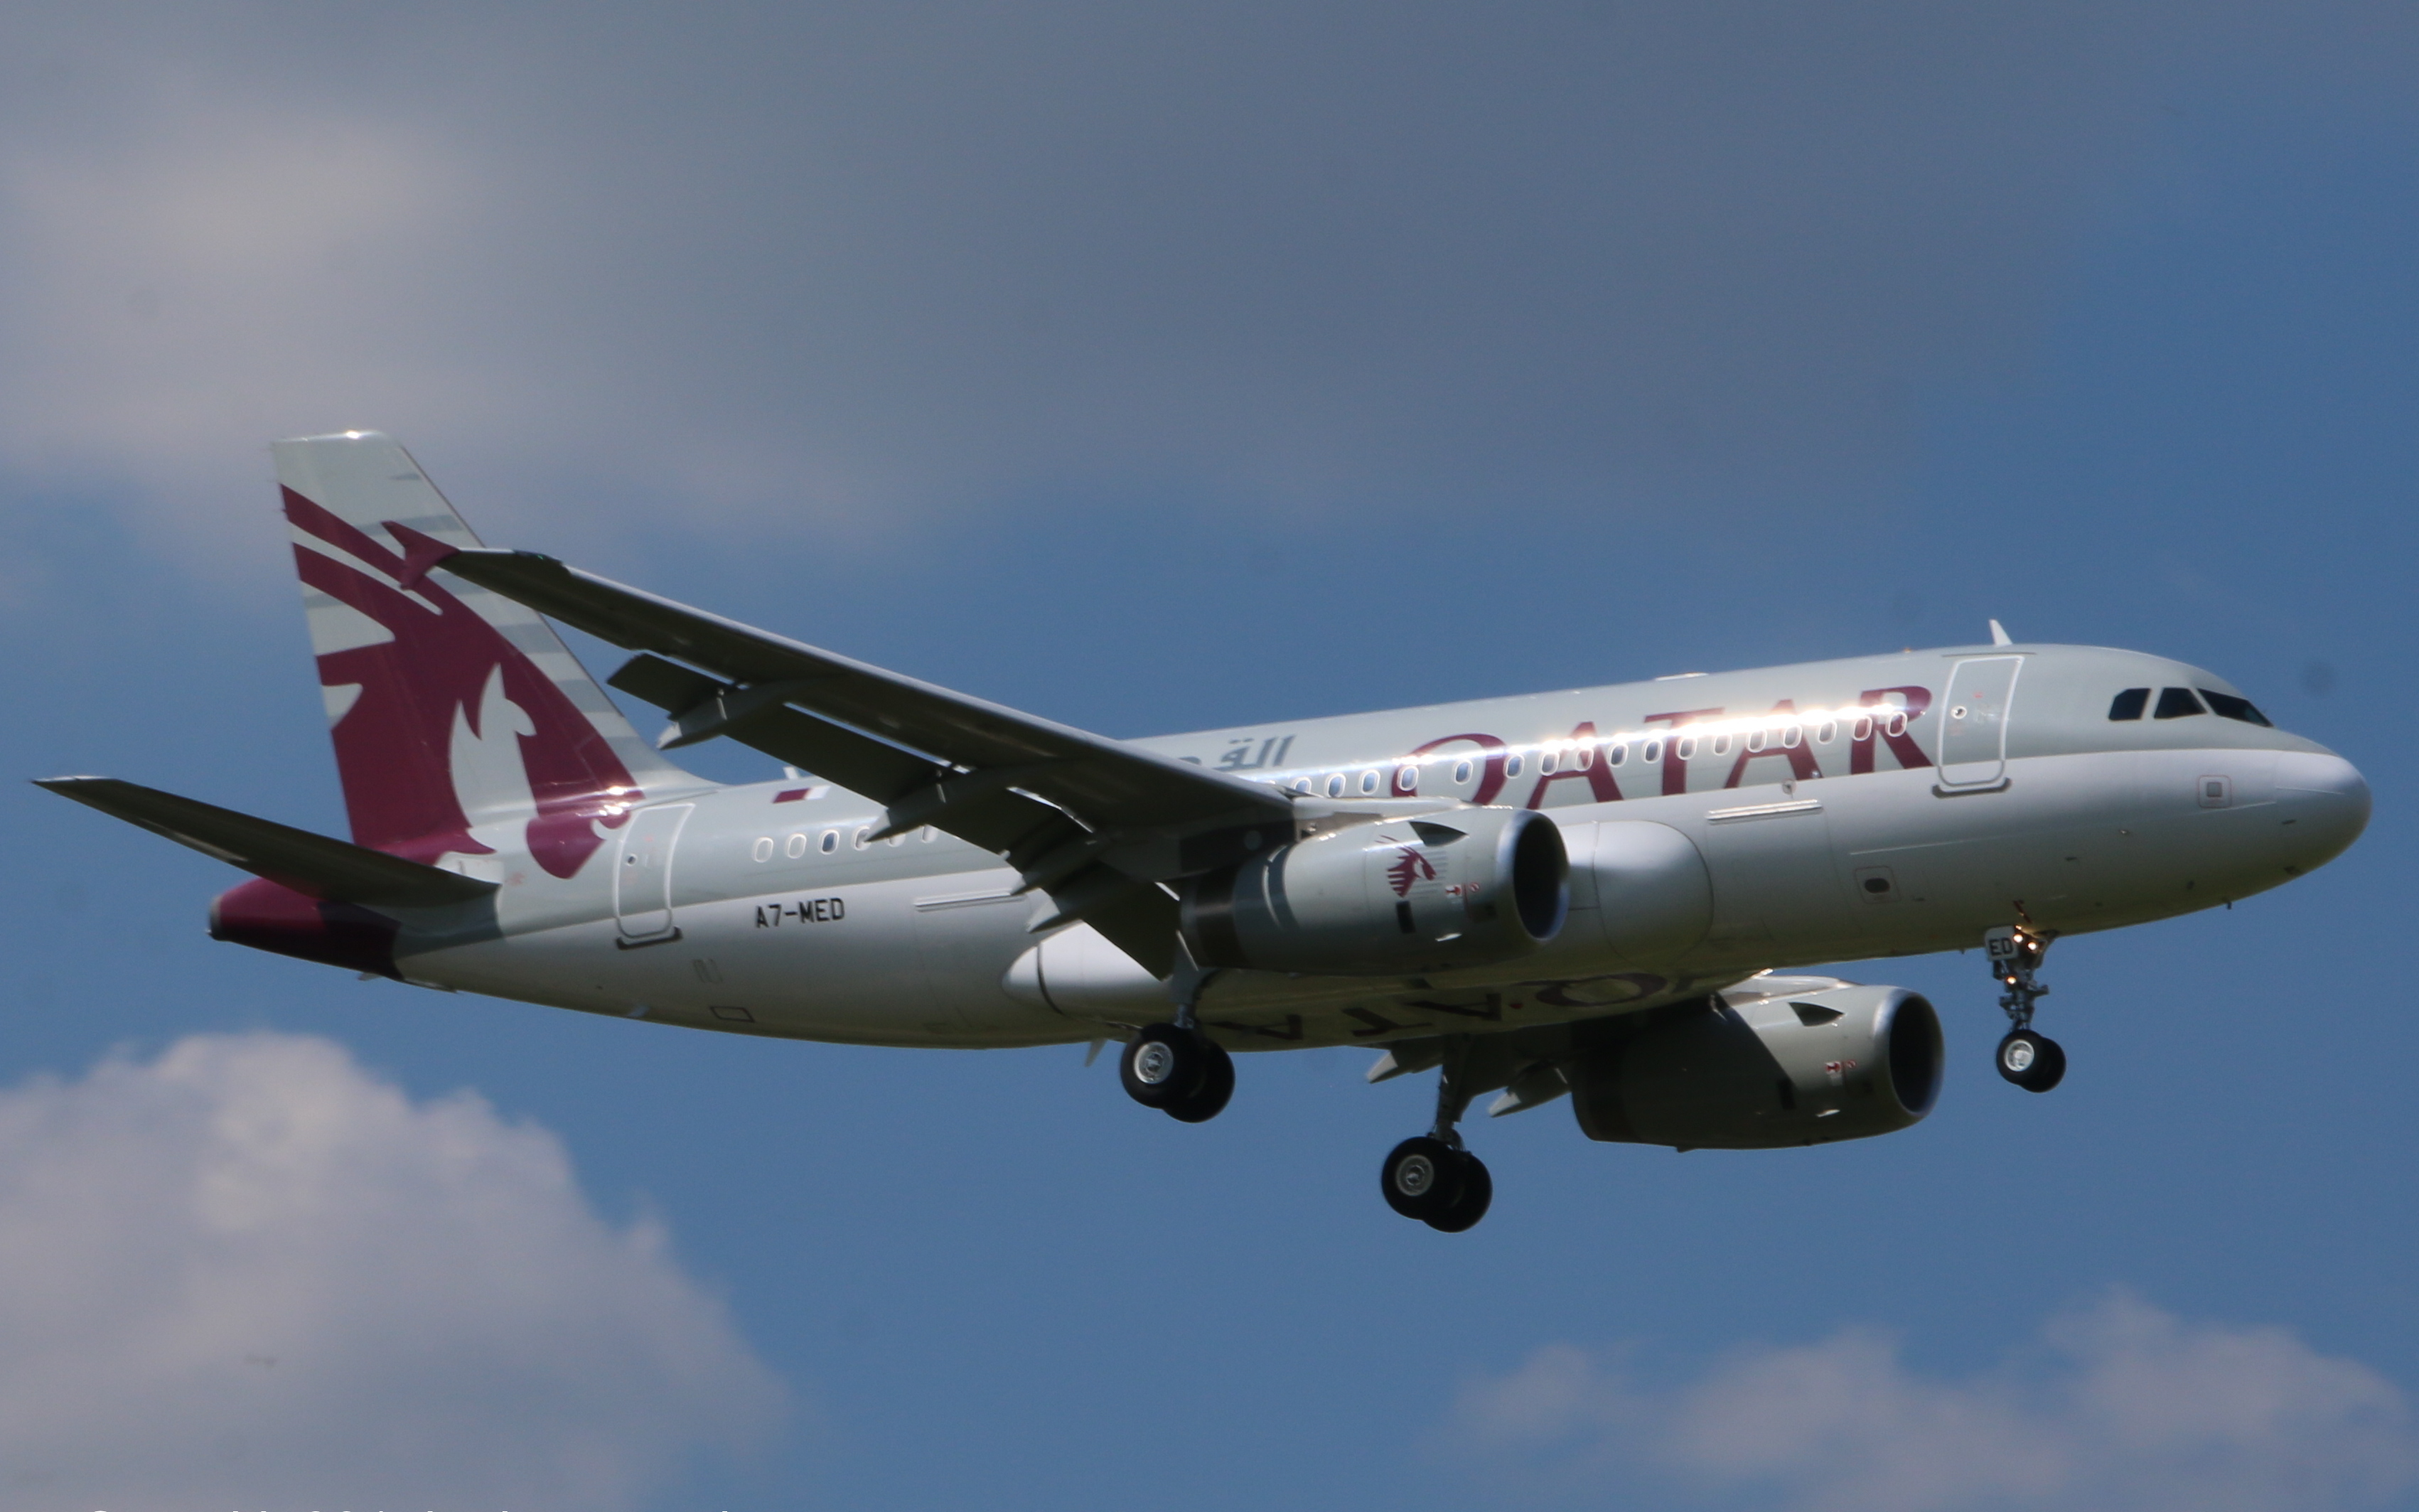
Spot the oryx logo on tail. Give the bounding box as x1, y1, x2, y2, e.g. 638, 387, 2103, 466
283, 482, 643, 879
267, 425, 682, 880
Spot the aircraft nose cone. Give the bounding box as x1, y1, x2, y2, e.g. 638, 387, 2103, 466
2274, 750, 2370, 871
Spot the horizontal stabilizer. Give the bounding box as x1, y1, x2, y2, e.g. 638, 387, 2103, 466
34, 777, 498, 909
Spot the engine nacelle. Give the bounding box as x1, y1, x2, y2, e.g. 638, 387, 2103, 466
1180, 808, 1568, 975
1567, 981, 1943, 1149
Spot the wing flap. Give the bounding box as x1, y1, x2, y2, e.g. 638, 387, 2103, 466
603, 653, 1161, 963
36, 777, 497, 908
606, 653, 1076, 859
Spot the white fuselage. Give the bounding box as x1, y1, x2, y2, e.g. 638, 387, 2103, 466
395, 641, 2369, 1052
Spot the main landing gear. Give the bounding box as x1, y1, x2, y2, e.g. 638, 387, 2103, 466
1118, 942, 1235, 1122
1120, 1022, 1235, 1122
1988, 919, 2066, 1093
1381, 1039, 1493, 1233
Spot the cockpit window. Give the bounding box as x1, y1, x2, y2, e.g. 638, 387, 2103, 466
2154, 687, 2207, 719
2199, 689, 2273, 726
2108, 687, 2150, 721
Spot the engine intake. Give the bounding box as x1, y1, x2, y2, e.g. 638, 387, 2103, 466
1181, 808, 1568, 975
1567, 981, 1942, 1149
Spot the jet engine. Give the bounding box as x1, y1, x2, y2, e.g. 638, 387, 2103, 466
1567, 982, 1942, 1149
1180, 808, 1568, 975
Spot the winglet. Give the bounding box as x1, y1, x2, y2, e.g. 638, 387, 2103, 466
1988, 619, 2013, 646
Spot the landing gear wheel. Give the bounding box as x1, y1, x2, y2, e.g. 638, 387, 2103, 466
1996, 1029, 2066, 1093
1425, 1153, 1493, 1233
1164, 1039, 1234, 1123
1120, 1023, 1208, 1110
1381, 1136, 1465, 1221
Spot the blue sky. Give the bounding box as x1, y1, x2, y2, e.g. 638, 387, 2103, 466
2, 6, 2415, 1508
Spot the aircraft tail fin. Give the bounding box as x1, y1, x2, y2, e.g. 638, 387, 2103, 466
272, 431, 700, 878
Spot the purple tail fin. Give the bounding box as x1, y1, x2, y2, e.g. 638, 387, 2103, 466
272, 431, 700, 879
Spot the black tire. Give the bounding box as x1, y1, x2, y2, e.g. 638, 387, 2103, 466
1121, 1023, 1207, 1110
1997, 1030, 2067, 1093
1425, 1153, 1493, 1233
1381, 1136, 1464, 1221
1164, 1039, 1235, 1123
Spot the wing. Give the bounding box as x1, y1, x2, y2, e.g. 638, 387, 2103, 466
418, 537, 1298, 975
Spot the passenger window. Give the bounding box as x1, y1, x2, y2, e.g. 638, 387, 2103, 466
1358, 770, 1380, 795
1506, 754, 1524, 778
2108, 687, 2150, 721
1325, 773, 1346, 798
785, 832, 808, 859
820, 830, 839, 853
1607, 742, 1627, 768
2154, 687, 2206, 719
1452, 760, 1473, 786
1396, 765, 1420, 793
2199, 690, 2273, 727
1641, 739, 1663, 764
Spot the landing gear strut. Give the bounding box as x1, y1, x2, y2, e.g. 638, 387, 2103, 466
1988, 918, 2066, 1093
1118, 940, 1235, 1122
1380, 1037, 1493, 1232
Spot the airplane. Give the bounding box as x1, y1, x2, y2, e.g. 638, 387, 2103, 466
39, 431, 2371, 1232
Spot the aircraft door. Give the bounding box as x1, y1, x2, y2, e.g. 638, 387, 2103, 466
1936, 656, 2023, 788
615, 803, 692, 943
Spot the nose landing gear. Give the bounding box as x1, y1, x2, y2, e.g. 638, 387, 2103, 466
1988, 918, 2066, 1093
1380, 1038, 1493, 1232
1996, 1028, 2065, 1090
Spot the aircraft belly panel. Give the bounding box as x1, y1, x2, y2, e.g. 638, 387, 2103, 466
1582, 820, 1715, 963
913, 883, 1053, 1033
1697, 803, 1847, 956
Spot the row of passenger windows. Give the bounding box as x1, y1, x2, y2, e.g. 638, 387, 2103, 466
749, 825, 939, 862
754, 705, 1931, 845
2108, 687, 2272, 726
1280, 713, 1912, 797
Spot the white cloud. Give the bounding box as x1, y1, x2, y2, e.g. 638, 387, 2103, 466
1452, 1294, 2417, 1512
0, 1032, 782, 1508
0, 4, 2412, 576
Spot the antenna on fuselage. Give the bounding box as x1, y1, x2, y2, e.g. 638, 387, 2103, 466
1988, 619, 2013, 646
